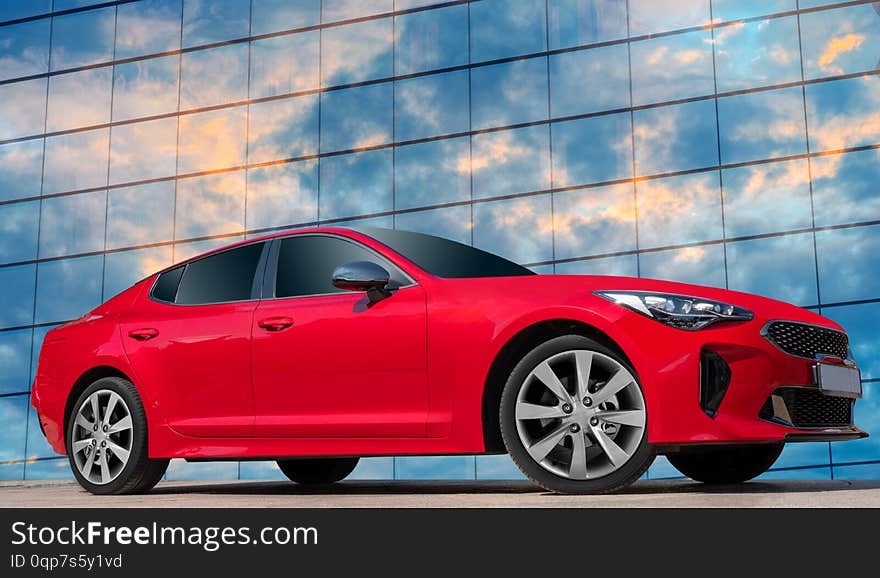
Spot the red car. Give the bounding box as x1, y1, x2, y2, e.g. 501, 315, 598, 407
31, 227, 865, 494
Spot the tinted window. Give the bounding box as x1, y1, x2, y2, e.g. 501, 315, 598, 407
356, 227, 535, 278
275, 236, 408, 298
150, 265, 184, 303
175, 243, 265, 305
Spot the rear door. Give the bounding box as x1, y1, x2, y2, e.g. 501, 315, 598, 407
120, 242, 269, 437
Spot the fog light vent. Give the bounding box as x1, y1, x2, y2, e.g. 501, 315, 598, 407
700, 349, 731, 418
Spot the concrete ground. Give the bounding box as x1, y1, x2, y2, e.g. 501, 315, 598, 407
2, 479, 880, 507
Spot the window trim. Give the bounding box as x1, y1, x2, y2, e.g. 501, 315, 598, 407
148, 240, 271, 307
263, 233, 418, 301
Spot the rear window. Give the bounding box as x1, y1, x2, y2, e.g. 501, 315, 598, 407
150, 266, 184, 302
169, 242, 265, 305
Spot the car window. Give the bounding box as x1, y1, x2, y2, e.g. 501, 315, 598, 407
174, 242, 265, 305
150, 265, 184, 303
275, 235, 410, 298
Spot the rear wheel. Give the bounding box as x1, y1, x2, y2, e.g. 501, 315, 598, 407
667, 443, 784, 484
501, 335, 655, 494
67, 377, 169, 495
277, 458, 360, 484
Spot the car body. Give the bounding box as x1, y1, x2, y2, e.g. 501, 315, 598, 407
31, 227, 866, 494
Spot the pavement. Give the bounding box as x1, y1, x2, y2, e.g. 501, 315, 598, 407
2, 479, 880, 507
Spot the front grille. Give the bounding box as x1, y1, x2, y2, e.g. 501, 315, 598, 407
764, 321, 848, 359
759, 387, 853, 428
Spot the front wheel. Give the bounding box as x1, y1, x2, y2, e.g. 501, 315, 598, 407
277, 458, 360, 484
666, 443, 784, 484
501, 335, 655, 494
67, 377, 169, 495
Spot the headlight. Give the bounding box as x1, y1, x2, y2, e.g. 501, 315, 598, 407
594, 290, 754, 330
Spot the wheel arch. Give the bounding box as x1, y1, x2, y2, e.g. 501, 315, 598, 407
63, 366, 134, 446
480, 318, 634, 453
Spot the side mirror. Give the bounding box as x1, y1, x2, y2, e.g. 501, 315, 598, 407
332, 261, 392, 303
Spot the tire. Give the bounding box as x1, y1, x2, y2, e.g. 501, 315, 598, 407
66, 376, 169, 495
500, 335, 655, 494
277, 457, 360, 484
666, 443, 784, 484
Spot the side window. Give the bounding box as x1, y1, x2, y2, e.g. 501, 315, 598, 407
174, 242, 265, 305
275, 236, 409, 299
150, 265, 184, 303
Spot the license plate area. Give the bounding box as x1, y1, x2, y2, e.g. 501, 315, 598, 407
813, 363, 862, 398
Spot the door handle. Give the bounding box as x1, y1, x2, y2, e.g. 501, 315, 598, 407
258, 316, 294, 331
128, 328, 159, 341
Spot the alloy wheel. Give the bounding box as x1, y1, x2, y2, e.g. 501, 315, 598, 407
70, 389, 134, 485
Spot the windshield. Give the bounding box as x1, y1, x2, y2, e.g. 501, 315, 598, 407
354, 227, 536, 279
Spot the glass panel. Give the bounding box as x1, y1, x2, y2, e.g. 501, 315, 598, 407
816, 224, 880, 304
394, 4, 468, 75
473, 194, 553, 264
476, 454, 526, 479
0, 19, 50, 80
51, 65, 113, 133
238, 461, 286, 481
246, 160, 318, 230
174, 236, 243, 262
319, 83, 392, 153
0, 140, 43, 202
710, 0, 796, 21
470, 0, 547, 61
806, 76, 880, 154
549, 44, 629, 117
319, 148, 392, 220
636, 172, 722, 248
628, 0, 710, 36
800, 3, 880, 80
0, 0, 51, 21
555, 254, 638, 276
829, 376, 879, 462
182, 0, 250, 47
106, 181, 176, 249
824, 303, 880, 379
29, 324, 54, 391
115, 0, 182, 60
175, 171, 246, 239
322, 18, 392, 86
0, 200, 39, 263
472, 125, 550, 200
0, 264, 35, 328
249, 31, 319, 99
834, 463, 880, 479
630, 29, 714, 106
551, 113, 632, 187
322, 0, 392, 23
112, 54, 180, 122
714, 15, 801, 92
548, 0, 628, 50
394, 205, 472, 245
275, 235, 406, 298
103, 246, 172, 299
633, 99, 718, 176
0, 329, 32, 395
0, 397, 28, 464
38, 190, 106, 258
471, 57, 548, 130
180, 43, 248, 109
394, 456, 475, 480
34, 255, 104, 324
394, 136, 470, 210
165, 460, 239, 480
42, 128, 110, 194
23, 458, 72, 480
175, 241, 263, 304
811, 149, 880, 228
726, 233, 818, 305
247, 94, 319, 163
50, 6, 115, 70
799, 0, 853, 8
766, 442, 830, 472
109, 116, 178, 184
721, 159, 813, 238
177, 106, 247, 173
251, 0, 320, 35
54, 1, 110, 9
719, 88, 806, 165
395, 70, 468, 142
0, 78, 47, 140
638, 244, 726, 288
553, 183, 635, 259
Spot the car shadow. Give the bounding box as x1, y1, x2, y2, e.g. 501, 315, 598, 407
148, 478, 880, 496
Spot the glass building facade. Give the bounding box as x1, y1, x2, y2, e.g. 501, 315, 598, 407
1, 0, 879, 482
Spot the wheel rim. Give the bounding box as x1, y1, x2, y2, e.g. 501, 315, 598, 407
514, 350, 646, 480
71, 389, 134, 485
